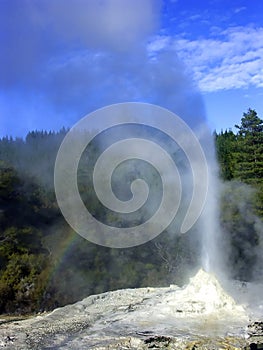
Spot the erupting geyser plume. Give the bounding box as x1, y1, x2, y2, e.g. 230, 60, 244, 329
53, 0, 226, 276
200, 152, 223, 274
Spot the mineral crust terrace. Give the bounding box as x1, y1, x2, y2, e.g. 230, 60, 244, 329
0, 269, 262, 349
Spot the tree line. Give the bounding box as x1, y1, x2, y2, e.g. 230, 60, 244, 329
0, 108, 262, 314
215, 109, 263, 280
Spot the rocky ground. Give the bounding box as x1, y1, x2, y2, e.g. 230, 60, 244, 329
0, 269, 262, 349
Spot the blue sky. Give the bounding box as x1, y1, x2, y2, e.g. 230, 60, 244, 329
1, 0, 263, 137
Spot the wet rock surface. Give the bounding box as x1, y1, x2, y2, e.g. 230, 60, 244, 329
0, 270, 262, 349
246, 322, 263, 349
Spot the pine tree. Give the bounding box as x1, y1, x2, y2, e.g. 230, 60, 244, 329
215, 129, 237, 181
234, 108, 263, 216
234, 108, 263, 185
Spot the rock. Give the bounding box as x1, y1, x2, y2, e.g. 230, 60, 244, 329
248, 322, 263, 337
246, 322, 263, 349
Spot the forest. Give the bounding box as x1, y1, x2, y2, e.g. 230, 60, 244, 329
0, 108, 262, 315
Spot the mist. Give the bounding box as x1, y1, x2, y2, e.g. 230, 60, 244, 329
2, 0, 219, 269
220, 181, 263, 282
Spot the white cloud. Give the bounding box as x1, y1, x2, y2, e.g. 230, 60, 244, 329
147, 35, 171, 52
148, 26, 263, 92
234, 6, 246, 14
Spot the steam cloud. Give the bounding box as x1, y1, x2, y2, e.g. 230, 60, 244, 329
0, 0, 205, 134
1, 1, 223, 273
0, 0, 161, 85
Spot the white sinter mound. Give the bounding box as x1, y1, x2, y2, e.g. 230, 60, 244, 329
167, 268, 247, 315
119, 269, 248, 334
0, 269, 253, 349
